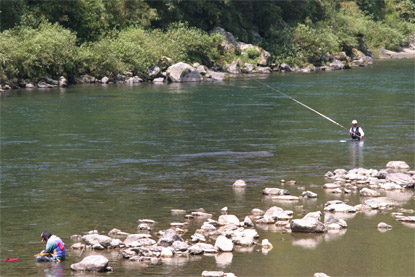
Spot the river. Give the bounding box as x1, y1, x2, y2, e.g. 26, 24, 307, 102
1, 59, 414, 276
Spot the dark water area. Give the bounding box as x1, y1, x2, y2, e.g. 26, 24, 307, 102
1, 59, 414, 276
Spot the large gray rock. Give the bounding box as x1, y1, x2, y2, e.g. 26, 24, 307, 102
70, 255, 109, 272
225, 63, 240, 74
241, 63, 255, 73
124, 234, 155, 247
58, 76, 67, 87
147, 65, 161, 78
218, 215, 240, 226
329, 59, 344, 70
291, 211, 326, 233
263, 188, 290, 195
264, 206, 291, 221
232, 179, 247, 188
82, 234, 112, 248
166, 62, 201, 82
324, 200, 356, 213
214, 235, 233, 252
215, 27, 239, 53
386, 173, 414, 188
207, 70, 228, 81
386, 161, 410, 170
158, 229, 183, 247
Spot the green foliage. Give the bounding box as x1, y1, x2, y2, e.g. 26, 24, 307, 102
246, 48, 261, 60
0, 22, 77, 83
77, 23, 223, 77
1, 0, 414, 84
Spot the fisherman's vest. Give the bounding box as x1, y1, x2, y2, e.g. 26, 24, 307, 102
49, 235, 65, 258
352, 126, 361, 136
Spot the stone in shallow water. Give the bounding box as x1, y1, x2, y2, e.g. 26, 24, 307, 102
70, 255, 109, 272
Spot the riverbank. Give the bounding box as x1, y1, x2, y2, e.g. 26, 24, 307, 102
66, 161, 414, 275
378, 44, 415, 59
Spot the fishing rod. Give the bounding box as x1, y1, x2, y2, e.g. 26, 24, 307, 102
251, 78, 348, 131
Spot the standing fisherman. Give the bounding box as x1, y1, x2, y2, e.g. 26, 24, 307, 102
349, 120, 364, 140
37, 232, 65, 262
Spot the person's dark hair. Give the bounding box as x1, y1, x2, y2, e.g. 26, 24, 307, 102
41, 232, 52, 241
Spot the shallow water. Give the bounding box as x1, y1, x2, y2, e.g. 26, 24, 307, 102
1, 59, 414, 276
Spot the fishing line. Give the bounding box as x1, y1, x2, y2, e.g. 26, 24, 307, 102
250, 78, 348, 131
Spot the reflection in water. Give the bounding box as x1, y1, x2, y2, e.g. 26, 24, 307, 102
291, 229, 347, 249
36, 261, 65, 277
324, 229, 347, 242
291, 233, 324, 249
349, 140, 365, 168
215, 252, 233, 267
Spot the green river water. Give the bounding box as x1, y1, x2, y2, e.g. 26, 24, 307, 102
1, 59, 414, 276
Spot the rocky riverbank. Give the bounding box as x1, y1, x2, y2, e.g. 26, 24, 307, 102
0, 27, 383, 94
66, 161, 414, 275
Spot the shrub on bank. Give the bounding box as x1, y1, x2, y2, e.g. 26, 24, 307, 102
0, 22, 77, 84
77, 23, 223, 78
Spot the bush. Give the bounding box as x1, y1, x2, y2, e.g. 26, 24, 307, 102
77, 23, 224, 77
0, 22, 77, 84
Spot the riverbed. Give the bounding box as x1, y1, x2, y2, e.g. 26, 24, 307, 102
1, 59, 414, 276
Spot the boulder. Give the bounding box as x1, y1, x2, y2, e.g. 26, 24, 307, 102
323, 183, 341, 189
225, 63, 240, 74
166, 62, 201, 83
232, 179, 247, 188
101, 77, 109, 84
218, 215, 240, 226
302, 191, 318, 198
279, 63, 293, 72
157, 229, 183, 247
314, 273, 330, 277
160, 247, 174, 258
152, 77, 165, 83
386, 173, 414, 188
147, 65, 161, 78
207, 70, 228, 81
58, 76, 67, 87
386, 161, 410, 170
70, 255, 109, 272
124, 234, 155, 247
301, 65, 315, 73
241, 63, 255, 73
256, 66, 272, 74
262, 188, 290, 195
264, 206, 291, 221
324, 214, 347, 229
82, 234, 112, 248
329, 59, 344, 70
197, 65, 208, 75
215, 236, 233, 252
360, 188, 381, 197
172, 240, 189, 251
377, 222, 392, 229
324, 200, 356, 213
215, 27, 239, 53
291, 212, 326, 233
258, 49, 271, 66
251, 208, 264, 216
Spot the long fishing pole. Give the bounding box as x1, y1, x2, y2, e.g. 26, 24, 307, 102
251, 78, 348, 131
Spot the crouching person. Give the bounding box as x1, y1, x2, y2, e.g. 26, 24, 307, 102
36, 232, 65, 263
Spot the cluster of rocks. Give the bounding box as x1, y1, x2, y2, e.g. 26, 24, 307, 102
68, 161, 413, 274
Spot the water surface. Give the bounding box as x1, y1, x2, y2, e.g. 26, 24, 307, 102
1, 59, 414, 276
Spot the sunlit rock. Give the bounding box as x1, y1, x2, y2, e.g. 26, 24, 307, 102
218, 215, 240, 226
291, 211, 326, 233
386, 161, 410, 171
215, 236, 233, 252
360, 188, 381, 197
70, 255, 110, 272
232, 179, 247, 188
262, 187, 290, 195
